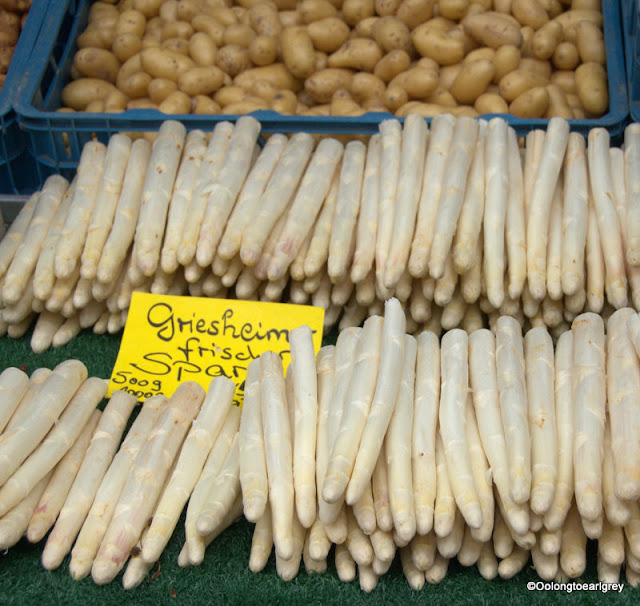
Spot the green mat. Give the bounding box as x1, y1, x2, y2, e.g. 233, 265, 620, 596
0, 329, 636, 605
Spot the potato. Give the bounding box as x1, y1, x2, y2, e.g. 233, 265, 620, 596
450, 105, 479, 117
0, 0, 33, 10
342, 0, 375, 26
575, 61, 607, 115
192, 95, 221, 114
248, 2, 282, 36
208, 7, 239, 27
247, 35, 277, 66
331, 90, 365, 115
438, 0, 469, 20
307, 17, 351, 52
118, 70, 151, 98
141, 47, 195, 81
375, 0, 400, 16
127, 97, 157, 109
498, 68, 547, 102
575, 20, 605, 65
553, 9, 602, 43
373, 49, 411, 81
188, 32, 217, 66
132, 0, 163, 18
116, 10, 146, 38
0, 45, 12, 75
474, 92, 509, 114
164, 38, 191, 55
350, 71, 386, 102
396, 0, 436, 30
223, 24, 256, 48
464, 47, 495, 63
148, 77, 178, 104
531, 20, 562, 60
493, 44, 520, 83
551, 41, 579, 70
545, 83, 573, 118
159, 0, 178, 22
299, 0, 338, 22
511, 0, 548, 29
192, 16, 225, 45
224, 99, 270, 113
425, 86, 457, 107
400, 66, 439, 98
158, 90, 191, 113
112, 33, 143, 63
216, 44, 252, 76
462, 12, 523, 48
73, 48, 121, 84
85, 100, 105, 113
447, 24, 477, 55
384, 84, 409, 110
395, 101, 447, 117
161, 21, 194, 41
277, 26, 315, 79
102, 89, 128, 112
509, 85, 549, 117
269, 89, 298, 113
89, 2, 119, 23
177, 65, 225, 96
519, 25, 535, 57
328, 38, 383, 71
539, 0, 562, 17
77, 28, 116, 50
61, 78, 121, 110
373, 16, 411, 53
412, 26, 465, 65
439, 63, 462, 89
279, 10, 301, 27
450, 57, 495, 104
354, 16, 380, 39
305, 67, 353, 102
214, 85, 247, 106
234, 63, 303, 91
519, 57, 551, 79
550, 69, 576, 94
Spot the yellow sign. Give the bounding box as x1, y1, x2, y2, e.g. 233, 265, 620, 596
108, 292, 325, 405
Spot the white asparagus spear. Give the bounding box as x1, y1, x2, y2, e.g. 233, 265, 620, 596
625, 123, 640, 265
525, 327, 557, 515
0, 377, 106, 517
346, 298, 405, 505
160, 129, 207, 274
561, 132, 588, 296
572, 312, 606, 522
134, 121, 186, 276
606, 308, 640, 501
26, 409, 100, 543
469, 329, 528, 535
588, 128, 628, 307
328, 140, 366, 283
372, 444, 392, 533
0, 359, 88, 485
458, 525, 484, 567
260, 351, 294, 561
384, 114, 428, 289
585, 194, 605, 313
275, 508, 306, 581
346, 506, 374, 566
413, 331, 440, 536
269, 138, 343, 281
3, 176, 68, 304
249, 503, 273, 573
498, 545, 530, 579
409, 114, 457, 278
239, 358, 268, 522
531, 541, 558, 581
436, 507, 464, 558
493, 506, 513, 558
335, 541, 356, 582
185, 406, 240, 566
196, 117, 262, 267
452, 120, 486, 274
483, 117, 509, 309
439, 329, 482, 529
351, 135, 381, 283
0, 470, 52, 550
496, 315, 530, 504
0, 367, 28, 434
143, 376, 235, 563
241, 133, 315, 266
289, 325, 319, 528
219, 134, 288, 260
603, 415, 631, 527
4, 367, 51, 433
352, 479, 376, 535
52, 315, 81, 348
80, 134, 132, 280
433, 430, 456, 538
33, 179, 75, 301
401, 545, 425, 590
546, 177, 564, 301
544, 331, 575, 531
91, 383, 203, 585
477, 541, 498, 580
387, 334, 417, 542
505, 127, 526, 299
0, 191, 38, 278
560, 501, 587, 578
599, 518, 625, 567
429, 117, 478, 280
375, 119, 402, 294
96, 139, 151, 284
308, 516, 331, 561
178, 122, 234, 266
324, 316, 383, 505
54, 142, 107, 279
526, 118, 570, 300
425, 552, 449, 584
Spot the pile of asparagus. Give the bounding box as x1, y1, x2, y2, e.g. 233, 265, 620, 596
1, 114, 639, 351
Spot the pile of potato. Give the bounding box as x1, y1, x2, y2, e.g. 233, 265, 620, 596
0, 0, 31, 90
60, 0, 607, 119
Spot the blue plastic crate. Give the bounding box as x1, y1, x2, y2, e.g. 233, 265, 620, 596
0, 1, 47, 194
622, 0, 640, 123
14, 0, 629, 176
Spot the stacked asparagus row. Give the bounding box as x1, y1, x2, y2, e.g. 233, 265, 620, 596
1, 115, 640, 351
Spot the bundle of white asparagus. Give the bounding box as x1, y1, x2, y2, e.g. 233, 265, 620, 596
1, 115, 640, 351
